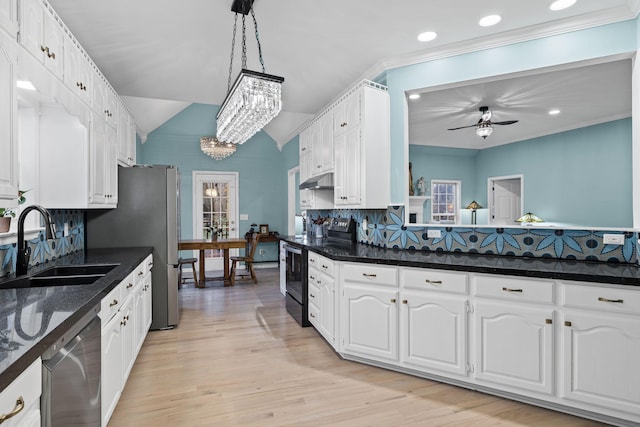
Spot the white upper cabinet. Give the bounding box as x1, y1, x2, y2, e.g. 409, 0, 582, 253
0, 0, 18, 36
19, 0, 63, 78
0, 29, 17, 207
117, 104, 136, 166
63, 36, 91, 104
333, 81, 390, 209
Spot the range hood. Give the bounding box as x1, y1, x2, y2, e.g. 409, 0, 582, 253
299, 172, 334, 190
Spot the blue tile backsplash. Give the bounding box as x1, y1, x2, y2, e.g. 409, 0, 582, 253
0, 210, 84, 277
309, 205, 638, 264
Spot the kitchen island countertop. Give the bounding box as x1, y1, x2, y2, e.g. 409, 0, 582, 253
280, 236, 640, 287
0, 246, 153, 392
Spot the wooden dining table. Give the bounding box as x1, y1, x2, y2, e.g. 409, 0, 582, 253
178, 238, 248, 288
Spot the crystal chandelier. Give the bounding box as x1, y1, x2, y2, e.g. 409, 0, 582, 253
216, 0, 284, 145
200, 136, 236, 160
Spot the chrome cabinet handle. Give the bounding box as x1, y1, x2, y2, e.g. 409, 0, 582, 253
0, 396, 24, 424
502, 287, 523, 293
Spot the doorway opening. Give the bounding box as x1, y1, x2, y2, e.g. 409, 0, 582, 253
488, 175, 523, 225
192, 171, 239, 272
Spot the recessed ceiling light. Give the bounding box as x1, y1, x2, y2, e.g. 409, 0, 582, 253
408, 94, 421, 100
550, 0, 576, 11
16, 80, 36, 91
417, 31, 437, 42
549, 109, 561, 115
479, 14, 502, 27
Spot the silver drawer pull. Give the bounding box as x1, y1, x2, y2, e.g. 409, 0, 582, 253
309, 275, 315, 280
425, 279, 443, 284
362, 273, 377, 278
598, 297, 624, 304
502, 287, 523, 293
0, 396, 24, 424
322, 264, 329, 269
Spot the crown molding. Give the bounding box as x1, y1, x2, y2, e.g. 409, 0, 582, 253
364, 5, 639, 86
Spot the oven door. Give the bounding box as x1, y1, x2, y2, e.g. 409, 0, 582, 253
284, 244, 310, 326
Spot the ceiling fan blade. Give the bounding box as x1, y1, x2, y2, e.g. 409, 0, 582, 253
493, 120, 519, 126
447, 124, 478, 130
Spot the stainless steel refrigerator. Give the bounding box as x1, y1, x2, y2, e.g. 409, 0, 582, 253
86, 165, 180, 330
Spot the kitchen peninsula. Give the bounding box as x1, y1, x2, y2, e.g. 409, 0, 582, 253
281, 235, 640, 427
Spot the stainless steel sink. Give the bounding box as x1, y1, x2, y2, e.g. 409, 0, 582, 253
0, 264, 119, 289
32, 264, 118, 278
0, 275, 105, 288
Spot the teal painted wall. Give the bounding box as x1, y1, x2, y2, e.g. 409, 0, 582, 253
137, 103, 285, 262
282, 135, 301, 215
386, 19, 638, 204
410, 118, 632, 228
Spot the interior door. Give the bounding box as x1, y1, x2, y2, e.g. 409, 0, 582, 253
193, 172, 239, 272
489, 176, 522, 225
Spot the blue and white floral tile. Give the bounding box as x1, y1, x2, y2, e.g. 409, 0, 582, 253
0, 209, 85, 277
306, 206, 637, 264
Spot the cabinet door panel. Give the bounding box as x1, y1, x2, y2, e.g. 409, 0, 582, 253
561, 310, 640, 415
342, 285, 398, 362
319, 276, 334, 343
474, 302, 554, 395
42, 12, 63, 77
19, 0, 43, 60
402, 291, 467, 376
0, 31, 17, 202
101, 312, 123, 426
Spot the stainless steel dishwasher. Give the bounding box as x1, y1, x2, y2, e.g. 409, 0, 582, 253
41, 305, 101, 427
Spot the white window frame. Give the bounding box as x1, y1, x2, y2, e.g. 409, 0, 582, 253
430, 180, 461, 224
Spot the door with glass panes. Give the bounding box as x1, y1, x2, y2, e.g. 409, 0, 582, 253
193, 172, 239, 272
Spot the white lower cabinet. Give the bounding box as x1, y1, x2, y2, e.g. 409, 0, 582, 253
0, 358, 41, 427
325, 256, 640, 426
340, 263, 399, 363
401, 290, 468, 376
342, 284, 398, 362
101, 257, 152, 426
559, 283, 640, 418
308, 252, 336, 344
473, 301, 554, 395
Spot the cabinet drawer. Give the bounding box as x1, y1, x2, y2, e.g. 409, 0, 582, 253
308, 252, 334, 276
308, 281, 320, 306
308, 266, 320, 285
100, 281, 123, 321
122, 271, 136, 297
562, 283, 640, 315
308, 302, 320, 327
473, 275, 554, 304
342, 263, 397, 286
0, 358, 41, 427
401, 267, 468, 294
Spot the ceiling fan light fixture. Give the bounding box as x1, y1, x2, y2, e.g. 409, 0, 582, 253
476, 122, 493, 139
479, 14, 501, 27
216, 0, 284, 145
550, 0, 576, 11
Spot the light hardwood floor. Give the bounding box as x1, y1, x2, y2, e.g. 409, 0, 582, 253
110, 268, 607, 427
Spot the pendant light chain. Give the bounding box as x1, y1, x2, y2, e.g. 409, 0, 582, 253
227, 13, 239, 93
241, 12, 247, 69
250, 8, 266, 73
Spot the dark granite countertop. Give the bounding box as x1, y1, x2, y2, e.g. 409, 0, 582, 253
0, 246, 153, 392
280, 236, 640, 287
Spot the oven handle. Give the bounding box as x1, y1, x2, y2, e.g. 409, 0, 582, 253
283, 244, 302, 255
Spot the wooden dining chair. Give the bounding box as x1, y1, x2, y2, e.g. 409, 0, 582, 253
229, 232, 260, 286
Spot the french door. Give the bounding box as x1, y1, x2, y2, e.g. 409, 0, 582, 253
193, 172, 239, 272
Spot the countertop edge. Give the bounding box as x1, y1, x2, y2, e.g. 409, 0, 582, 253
0, 246, 153, 393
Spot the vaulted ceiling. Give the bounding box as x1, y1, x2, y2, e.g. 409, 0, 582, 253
47, 0, 640, 148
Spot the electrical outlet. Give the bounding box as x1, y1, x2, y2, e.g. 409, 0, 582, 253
64, 222, 69, 237
362, 217, 368, 231
240, 214, 249, 220
427, 229, 441, 239
603, 234, 624, 245
259, 249, 265, 256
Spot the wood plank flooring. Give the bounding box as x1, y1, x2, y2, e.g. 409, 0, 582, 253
109, 269, 607, 426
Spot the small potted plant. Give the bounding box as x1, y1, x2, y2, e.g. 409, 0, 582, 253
0, 190, 28, 233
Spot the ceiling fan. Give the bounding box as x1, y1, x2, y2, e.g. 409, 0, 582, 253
447, 106, 519, 139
